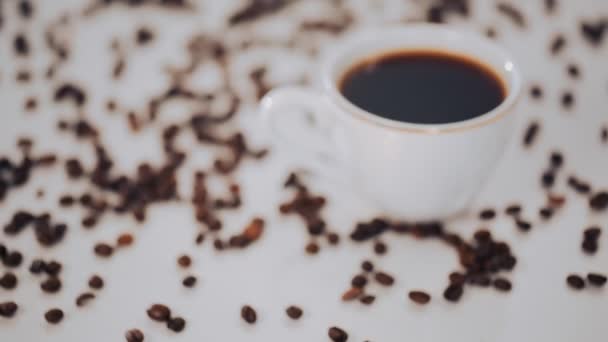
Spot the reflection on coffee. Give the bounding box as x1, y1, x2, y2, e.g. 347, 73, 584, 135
339, 50, 506, 125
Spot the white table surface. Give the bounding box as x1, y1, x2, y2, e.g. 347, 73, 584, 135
1, 0, 607, 341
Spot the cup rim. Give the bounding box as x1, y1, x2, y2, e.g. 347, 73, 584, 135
322, 24, 522, 134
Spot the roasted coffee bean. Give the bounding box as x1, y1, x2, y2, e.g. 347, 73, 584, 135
29, 259, 46, 274
468, 274, 491, 287
568, 176, 591, 194
530, 85, 543, 99
305, 242, 319, 255
479, 209, 496, 220
550, 34, 566, 55
327, 233, 340, 245
125, 329, 144, 342
18, 1, 34, 19
548, 194, 566, 208
182, 276, 197, 288
496, 2, 526, 27
328, 326, 348, 342
545, 0, 556, 13
584, 227, 601, 240
195, 233, 205, 245
285, 305, 303, 320
516, 219, 532, 232
523, 121, 539, 147
539, 207, 554, 220
0, 302, 18, 318
44, 308, 64, 324
213, 239, 224, 250
589, 192, 608, 211
117, 234, 134, 247
443, 284, 464, 302
177, 255, 192, 268
567, 64, 580, 79
449, 272, 466, 285
602, 127, 608, 143
587, 273, 607, 287
351, 275, 368, 288
561, 91, 574, 109
136, 27, 154, 46
408, 291, 431, 304
94, 243, 113, 257
542, 171, 555, 188
41, 277, 62, 293
147, 304, 171, 322
373, 241, 387, 255
76, 292, 95, 307
3, 251, 23, 267
167, 317, 186, 332
550, 151, 564, 168
45, 261, 62, 276
359, 295, 375, 305
505, 204, 522, 216
374, 272, 394, 286
566, 274, 585, 290
88, 275, 104, 289
581, 239, 598, 254
14, 34, 29, 56
474, 229, 491, 242
341, 287, 362, 301
241, 305, 256, 324
361, 260, 374, 272
54, 83, 86, 107
65, 159, 84, 179
59, 195, 75, 207
0, 272, 17, 289
580, 20, 607, 46
493, 278, 512, 292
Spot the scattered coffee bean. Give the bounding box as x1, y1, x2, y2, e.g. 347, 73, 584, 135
41, 277, 62, 293
566, 274, 585, 290
589, 191, 608, 211
582, 239, 598, 254
550, 34, 566, 55
328, 326, 348, 342
496, 2, 526, 27
136, 27, 154, 46
0, 302, 18, 318
373, 241, 387, 255
479, 208, 496, 220
182, 275, 197, 288
88, 275, 104, 289
45, 261, 62, 276
117, 233, 134, 247
468, 274, 491, 287
568, 176, 591, 194
539, 207, 554, 220
561, 91, 574, 109
0, 272, 18, 289
94, 243, 113, 257
408, 291, 431, 305
359, 294, 375, 305
516, 219, 532, 232
29, 259, 46, 274
443, 284, 464, 302
147, 304, 171, 322
76, 292, 95, 307
541, 171, 555, 189
550, 151, 563, 168
18, 0, 34, 19
3, 250, 23, 267
566, 64, 580, 79
177, 255, 191, 268
580, 20, 607, 46
44, 308, 64, 324
493, 278, 512, 292
587, 273, 607, 287
305, 241, 319, 255
327, 232, 340, 245
449, 272, 466, 285
167, 317, 186, 332
374, 272, 394, 286
351, 275, 368, 288
195, 232, 205, 245
14, 33, 29, 56
285, 305, 303, 320
485, 27, 497, 39
361, 260, 374, 272
505, 204, 522, 216
544, 0, 556, 13
342, 287, 363, 301
530, 85, 543, 99
125, 329, 144, 342
584, 227, 601, 240
523, 121, 540, 147
241, 305, 256, 324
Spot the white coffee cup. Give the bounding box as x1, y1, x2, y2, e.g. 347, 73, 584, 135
261, 24, 522, 220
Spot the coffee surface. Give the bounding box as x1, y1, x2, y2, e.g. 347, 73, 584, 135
339, 50, 506, 124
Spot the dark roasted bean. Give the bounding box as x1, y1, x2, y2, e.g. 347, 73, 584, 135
550, 34, 566, 55
30, 259, 46, 274
580, 20, 607, 46
45, 261, 62, 276
523, 121, 539, 147
182, 276, 197, 288
493, 278, 512, 292
167, 317, 186, 332
408, 291, 431, 304
328, 326, 348, 342
136, 27, 154, 46
566, 274, 585, 290
41, 277, 61, 293
327, 233, 340, 245
76, 292, 96, 307
44, 308, 64, 324
18, 1, 34, 19
374, 272, 394, 286
351, 275, 368, 288
516, 219, 531, 232
359, 295, 375, 305
3, 251, 23, 267
539, 207, 554, 220
542, 171, 555, 188
305, 241, 319, 255
443, 284, 464, 302
566, 64, 580, 79
479, 209, 496, 220
14, 34, 29, 56
582, 239, 598, 254
589, 192, 608, 211
561, 91, 574, 109
373, 241, 387, 255
505, 204, 522, 216
177, 255, 191, 268
88, 275, 104, 289
0, 272, 18, 289
125, 329, 144, 342
496, 2, 526, 27
449, 272, 466, 285
285, 305, 303, 320
147, 304, 171, 322
530, 85, 543, 99
468, 274, 491, 287
94, 243, 113, 257
361, 260, 374, 272
0, 302, 18, 318
587, 273, 607, 287
584, 227, 601, 240
241, 305, 256, 324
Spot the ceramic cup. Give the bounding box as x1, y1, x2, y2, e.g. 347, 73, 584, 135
260, 24, 522, 220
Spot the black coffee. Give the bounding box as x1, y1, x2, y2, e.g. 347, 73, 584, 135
339, 50, 506, 124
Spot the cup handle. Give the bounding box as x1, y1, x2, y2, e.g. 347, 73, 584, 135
260, 86, 347, 178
